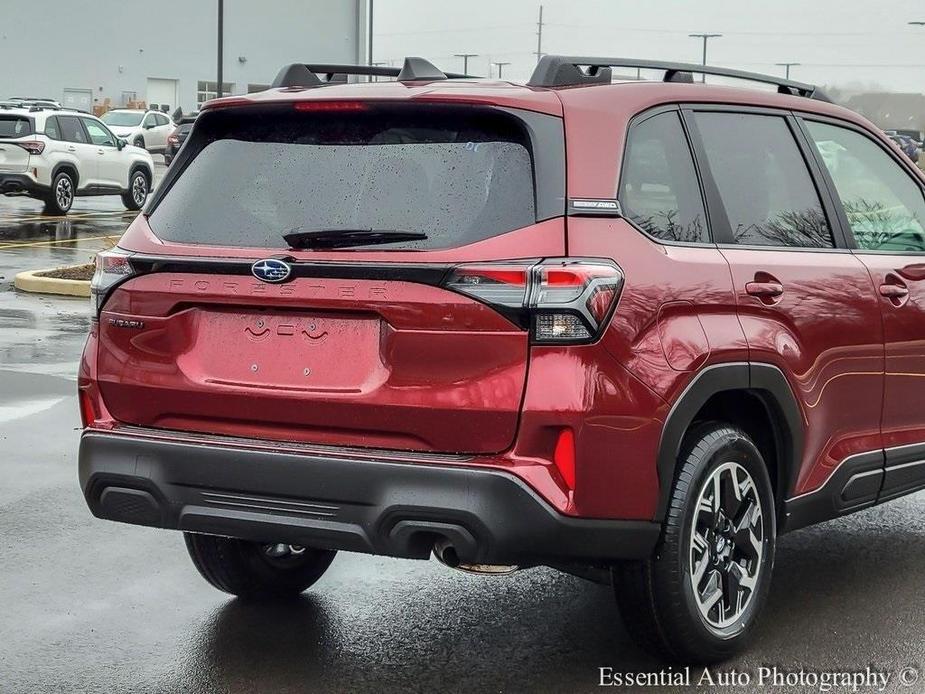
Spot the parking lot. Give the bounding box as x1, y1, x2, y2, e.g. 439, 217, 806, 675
0, 157, 923, 693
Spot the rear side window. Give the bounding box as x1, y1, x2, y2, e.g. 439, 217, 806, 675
806, 121, 925, 252
694, 112, 834, 249
0, 115, 32, 138
149, 105, 537, 250
44, 116, 61, 140
620, 111, 708, 243
58, 116, 88, 144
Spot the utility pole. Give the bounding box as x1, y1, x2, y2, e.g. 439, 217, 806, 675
216, 0, 224, 98
493, 61, 512, 78
775, 62, 800, 79
368, 0, 374, 68
454, 53, 478, 74
688, 33, 722, 82
535, 5, 544, 63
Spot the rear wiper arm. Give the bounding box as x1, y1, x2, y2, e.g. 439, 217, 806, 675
284, 228, 428, 249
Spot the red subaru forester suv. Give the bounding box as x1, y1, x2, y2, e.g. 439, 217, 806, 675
78, 56, 925, 662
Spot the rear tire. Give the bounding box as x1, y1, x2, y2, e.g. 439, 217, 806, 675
121, 169, 149, 210
43, 171, 75, 215
184, 533, 336, 599
614, 422, 776, 663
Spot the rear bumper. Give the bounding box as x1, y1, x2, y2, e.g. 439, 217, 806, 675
78, 429, 659, 566
0, 172, 44, 196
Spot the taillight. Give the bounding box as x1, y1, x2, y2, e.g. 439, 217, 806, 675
90, 247, 135, 316
444, 259, 623, 344
78, 389, 97, 427
17, 140, 45, 154
167, 134, 179, 145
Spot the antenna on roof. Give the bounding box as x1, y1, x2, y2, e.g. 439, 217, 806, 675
396, 57, 448, 81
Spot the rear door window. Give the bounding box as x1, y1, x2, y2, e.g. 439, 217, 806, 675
0, 115, 32, 138
149, 105, 538, 250
694, 112, 835, 248
805, 121, 925, 252
44, 116, 61, 140
58, 116, 88, 144
620, 111, 708, 243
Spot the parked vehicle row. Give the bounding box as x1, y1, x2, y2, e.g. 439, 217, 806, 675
164, 113, 197, 165
885, 129, 922, 163
0, 106, 155, 213
77, 56, 925, 664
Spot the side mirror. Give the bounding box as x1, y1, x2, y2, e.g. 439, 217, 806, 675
117, 138, 126, 151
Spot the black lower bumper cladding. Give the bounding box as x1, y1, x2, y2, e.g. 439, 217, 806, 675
78, 431, 659, 566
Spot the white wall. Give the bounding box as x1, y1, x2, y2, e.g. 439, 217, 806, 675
0, 0, 367, 112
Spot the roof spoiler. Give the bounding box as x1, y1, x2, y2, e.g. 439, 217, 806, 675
271, 57, 475, 88
528, 55, 830, 102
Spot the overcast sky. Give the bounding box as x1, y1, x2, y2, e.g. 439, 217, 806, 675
375, 0, 925, 92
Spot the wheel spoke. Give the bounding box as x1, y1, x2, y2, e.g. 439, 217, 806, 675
700, 570, 723, 617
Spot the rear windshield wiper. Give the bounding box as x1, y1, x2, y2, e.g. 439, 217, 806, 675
284, 228, 428, 250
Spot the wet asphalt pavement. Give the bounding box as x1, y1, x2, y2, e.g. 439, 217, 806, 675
1, 167, 924, 693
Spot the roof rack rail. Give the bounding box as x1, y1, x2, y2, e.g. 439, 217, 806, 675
528, 55, 830, 102
271, 57, 474, 89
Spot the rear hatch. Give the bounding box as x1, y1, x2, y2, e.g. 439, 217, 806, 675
0, 114, 34, 173
95, 100, 566, 453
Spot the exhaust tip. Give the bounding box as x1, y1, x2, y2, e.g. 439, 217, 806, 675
433, 540, 460, 568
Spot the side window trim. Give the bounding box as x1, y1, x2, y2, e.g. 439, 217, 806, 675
682, 105, 844, 252
786, 113, 851, 250
680, 107, 731, 245
617, 104, 715, 247
796, 114, 925, 254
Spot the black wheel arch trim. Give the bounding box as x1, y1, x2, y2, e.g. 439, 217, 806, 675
655, 361, 804, 523
51, 162, 79, 188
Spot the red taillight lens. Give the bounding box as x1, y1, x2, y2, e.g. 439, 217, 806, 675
78, 389, 97, 427
167, 135, 179, 144
17, 140, 45, 155
553, 428, 576, 490
444, 259, 623, 344
294, 100, 368, 112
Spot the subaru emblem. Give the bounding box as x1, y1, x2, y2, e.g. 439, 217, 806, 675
251, 258, 292, 283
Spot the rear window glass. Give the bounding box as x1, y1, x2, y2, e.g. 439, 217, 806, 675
0, 116, 32, 137
148, 105, 536, 250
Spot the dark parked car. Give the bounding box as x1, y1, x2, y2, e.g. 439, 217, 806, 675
79, 56, 925, 664
164, 113, 197, 165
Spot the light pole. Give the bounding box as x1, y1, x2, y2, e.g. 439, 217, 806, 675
775, 62, 800, 79
455, 53, 478, 75
493, 61, 512, 78
688, 33, 722, 82
216, 0, 224, 98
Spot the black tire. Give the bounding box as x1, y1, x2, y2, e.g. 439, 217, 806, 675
614, 422, 776, 664
43, 170, 75, 215
133, 136, 146, 150
184, 532, 336, 599
121, 169, 149, 210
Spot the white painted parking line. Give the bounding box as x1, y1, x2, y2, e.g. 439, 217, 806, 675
0, 396, 65, 423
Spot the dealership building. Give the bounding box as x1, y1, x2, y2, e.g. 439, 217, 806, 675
0, 0, 369, 114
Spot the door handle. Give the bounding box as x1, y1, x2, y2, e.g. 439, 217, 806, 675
879, 284, 909, 298
97, 149, 105, 155
745, 281, 784, 298
67, 146, 77, 152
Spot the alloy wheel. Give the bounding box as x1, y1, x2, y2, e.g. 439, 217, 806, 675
132, 174, 148, 206
689, 461, 764, 631
56, 176, 73, 210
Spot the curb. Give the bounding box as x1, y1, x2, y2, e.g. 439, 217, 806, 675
14, 268, 91, 298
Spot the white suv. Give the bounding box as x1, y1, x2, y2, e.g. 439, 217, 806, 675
0, 108, 154, 215
100, 109, 175, 153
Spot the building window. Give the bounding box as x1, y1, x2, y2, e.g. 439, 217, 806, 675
197, 81, 235, 106
247, 84, 270, 93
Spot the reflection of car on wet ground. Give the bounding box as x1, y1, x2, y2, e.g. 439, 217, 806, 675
101, 109, 175, 153
0, 107, 155, 214
164, 113, 197, 166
